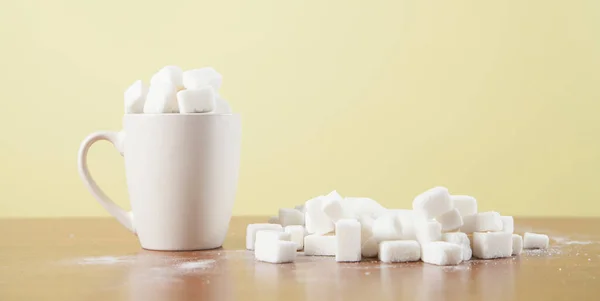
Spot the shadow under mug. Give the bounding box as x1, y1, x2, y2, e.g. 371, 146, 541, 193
77, 114, 241, 251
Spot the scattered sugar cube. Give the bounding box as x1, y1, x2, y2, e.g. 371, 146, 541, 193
176, 87, 216, 113
304, 235, 336, 256
421, 241, 463, 266
343, 197, 387, 220
150, 65, 183, 89
460, 211, 503, 233
255, 240, 297, 264
183, 67, 222, 90
512, 234, 523, 255
415, 219, 442, 244
246, 224, 283, 250
501, 216, 514, 233
378, 240, 421, 263
278, 208, 304, 227
214, 96, 232, 114
450, 195, 478, 216
305, 196, 334, 235
124, 80, 148, 113
523, 232, 549, 249
392, 209, 417, 240
412, 187, 452, 219
472, 232, 512, 259
442, 232, 472, 261
268, 216, 279, 224
254, 230, 293, 263
335, 219, 362, 262
258, 188, 529, 265
361, 237, 379, 258
435, 208, 463, 231
358, 215, 374, 244
372, 214, 403, 242
322, 199, 344, 223
325, 190, 343, 201
143, 83, 179, 113
255, 230, 291, 244
285, 225, 305, 250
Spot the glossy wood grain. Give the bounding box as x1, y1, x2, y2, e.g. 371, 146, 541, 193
0, 217, 599, 300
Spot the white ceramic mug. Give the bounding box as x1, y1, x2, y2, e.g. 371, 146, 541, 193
77, 114, 241, 251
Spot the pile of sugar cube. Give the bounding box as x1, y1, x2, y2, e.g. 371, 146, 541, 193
247, 187, 550, 265
124, 65, 232, 114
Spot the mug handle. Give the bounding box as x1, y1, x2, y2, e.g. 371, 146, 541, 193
77, 131, 135, 233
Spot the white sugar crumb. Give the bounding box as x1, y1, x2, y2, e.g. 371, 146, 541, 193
76, 256, 134, 265
564, 240, 594, 245
177, 260, 216, 270
365, 272, 371, 275
65, 254, 225, 269
442, 264, 471, 272
523, 246, 562, 257
552, 236, 569, 244
552, 236, 596, 245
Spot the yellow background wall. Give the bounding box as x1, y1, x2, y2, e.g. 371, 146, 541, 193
1, 0, 599, 217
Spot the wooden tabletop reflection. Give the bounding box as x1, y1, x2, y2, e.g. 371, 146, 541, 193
0, 217, 599, 300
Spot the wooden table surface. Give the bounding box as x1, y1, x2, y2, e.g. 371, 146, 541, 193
0, 217, 598, 301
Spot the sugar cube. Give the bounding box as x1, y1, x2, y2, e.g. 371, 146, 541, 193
176, 87, 216, 113
435, 208, 463, 231
472, 232, 512, 259
392, 209, 417, 240
358, 215, 374, 244
325, 190, 343, 202
450, 195, 477, 216
415, 219, 442, 244
255, 240, 297, 264
460, 211, 503, 233
150, 65, 184, 89
361, 237, 379, 258
278, 208, 304, 227
501, 216, 514, 233
512, 234, 523, 255
523, 232, 549, 249
255, 230, 291, 244
378, 240, 421, 263
442, 232, 472, 261
303, 235, 336, 256
124, 80, 148, 114
322, 199, 344, 223
335, 219, 361, 262
412, 187, 452, 219
343, 197, 387, 220
182, 67, 222, 90
246, 223, 283, 250
143, 83, 179, 113
285, 225, 305, 250
254, 230, 293, 263
372, 214, 403, 241
305, 196, 334, 235
421, 241, 463, 266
